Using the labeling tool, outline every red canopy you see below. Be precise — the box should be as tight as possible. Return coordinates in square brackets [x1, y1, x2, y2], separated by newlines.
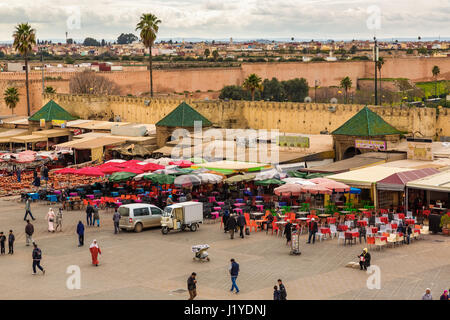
[75, 167, 105, 176]
[169, 160, 193, 168]
[121, 167, 145, 174]
[54, 168, 77, 175]
[99, 166, 124, 174]
[141, 163, 165, 172]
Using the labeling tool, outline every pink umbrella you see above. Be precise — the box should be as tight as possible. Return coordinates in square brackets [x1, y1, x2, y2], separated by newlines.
[274, 184, 304, 196]
[300, 184, 333, 195]
[75, 167, 105, 177]
[141, 163, 165, 172]
[99, 166, 124, 174]
[309, 178, 350, 193]
[169, 160, 193, 168]
[54, 168, 77, 175]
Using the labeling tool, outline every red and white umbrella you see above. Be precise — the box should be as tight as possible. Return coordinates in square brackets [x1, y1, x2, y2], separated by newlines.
[309, 178, 350, 193]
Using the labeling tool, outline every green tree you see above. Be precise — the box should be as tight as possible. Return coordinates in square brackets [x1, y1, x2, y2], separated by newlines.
[117, 33, 138, 45]
[340, 76, 352, 104]
[243, 74, 263, 101]
[65, 56, 75, 64]
[83, 37, 101, 46]
[204, 48, 210, 59]
[212, 50, 219, 61]
[12, 23, 36, 116]
[136, 13, 161, 97]
[44, 86, 56, 94]
[282, 78, 309, 102]
[3, 87, 20, 115]
[432, 65, 440, 97]
[376, 57, 385, 104]
[349, 45, 357, 54]
[262, 78, 285, 101]
[219, 85, 247, 100]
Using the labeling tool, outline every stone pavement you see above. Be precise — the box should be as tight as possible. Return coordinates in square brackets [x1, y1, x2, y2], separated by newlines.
[0, 197, 449, 300]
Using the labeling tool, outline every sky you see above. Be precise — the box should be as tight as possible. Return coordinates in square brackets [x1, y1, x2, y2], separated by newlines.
[0, 0, 449, 42]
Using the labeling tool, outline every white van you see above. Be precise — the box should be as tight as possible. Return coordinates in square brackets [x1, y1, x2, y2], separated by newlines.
[118, 203, 163, 232]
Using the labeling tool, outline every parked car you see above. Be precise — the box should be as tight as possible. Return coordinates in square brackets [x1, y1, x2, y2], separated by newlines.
[119, 203, 163, 232]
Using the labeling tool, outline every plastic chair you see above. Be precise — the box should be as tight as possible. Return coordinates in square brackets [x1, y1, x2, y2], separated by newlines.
[366, 236, 375, 249]
[272, 222, 280, 236]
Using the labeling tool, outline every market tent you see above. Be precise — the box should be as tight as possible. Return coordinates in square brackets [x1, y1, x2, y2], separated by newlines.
[406, 169, 450, 193]
[140, 163, 165, 172]
[109, 171, 136, 182]
[255, 169, 287, 181]
[282, 178, 316, 185]
[28, 100, 77, 122]
[192, 160, 270, 172]
[144, 173, 176, 185]
[377, 168, 440, 191]
[54, 168, 77, 175]
[254, 179, 286, 186]
[327, 166, 413, 188]
[274, 183, 303, 196]
[33, 128, 71, 139]
[196, 173, 223, 184]
[169, 160, 194, 168]
[224, 173, 256, 184]
[121, 167, 145, 174]
[309, 178, 351, 193]
[10, 135, 48, 144]
[99, 166, 124, 174]
[75, 167, 105, 176]
[300, 184, 333, 195]
[287, 171, 308, 178]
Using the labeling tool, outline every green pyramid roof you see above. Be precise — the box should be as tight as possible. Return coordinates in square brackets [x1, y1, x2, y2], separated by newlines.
[156, 102, 212, 127]
[29, 100, 78, 122]
[331, 106, 402, 136]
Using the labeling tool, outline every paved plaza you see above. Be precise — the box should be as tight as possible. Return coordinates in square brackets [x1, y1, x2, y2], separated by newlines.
[0, 197, 449, 300]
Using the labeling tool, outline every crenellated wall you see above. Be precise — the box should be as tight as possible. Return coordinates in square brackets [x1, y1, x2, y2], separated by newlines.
[42, 93, 448, 138]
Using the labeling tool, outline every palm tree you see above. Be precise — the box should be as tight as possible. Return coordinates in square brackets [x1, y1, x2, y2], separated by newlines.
[243, 74, 262, 101]
[340, 76, 352, 104]
[376, 57, 385, 105]
[3, 87, 20, 115]
[13, 23, 36, 116]
[136, 13, 161, 97]
[432, 65, 440, 97]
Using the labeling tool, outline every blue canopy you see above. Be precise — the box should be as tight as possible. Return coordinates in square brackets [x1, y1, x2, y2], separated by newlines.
[350, 187, 361, 194]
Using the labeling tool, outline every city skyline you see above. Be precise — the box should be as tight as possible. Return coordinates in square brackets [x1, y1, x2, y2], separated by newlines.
[0, 0, 448, 42]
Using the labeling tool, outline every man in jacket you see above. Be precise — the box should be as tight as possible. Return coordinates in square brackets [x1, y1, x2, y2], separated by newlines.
[25, 220, 34, 246]
[237, 213, 247, 239]
[32, 243, 45, 275]
[86, 204, 94, 226]
[93, 205, 100, 227]
[405, 224, 412, 244]
[24, 198, 35, 221]
[307, 218, 318, 244]
[278, 279, 287, 300]
[226, 214, 237, 239]
[113, 210, 121, 234]
[77, 221, 85, 247]
[8, 230, 15, 254]
[223, 209, 230, 233]
[0, 232, 5, 255]
[187, 272, 197, 300]
[229, 258, 240, 294]
[358, 248, 371, 270]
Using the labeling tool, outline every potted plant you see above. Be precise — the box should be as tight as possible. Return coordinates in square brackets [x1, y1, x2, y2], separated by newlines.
[440, 215, 450, 236]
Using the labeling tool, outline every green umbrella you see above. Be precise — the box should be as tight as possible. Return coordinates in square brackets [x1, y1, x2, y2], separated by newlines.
[189, 157, 207, 164]
[109, 171, 137, 182]
[287, 171, 308, 178]
[175, 168, 195, 174]
[224, 173, 256, 184]
[144, 174, 176, 185]
[254, 179, 286, 186]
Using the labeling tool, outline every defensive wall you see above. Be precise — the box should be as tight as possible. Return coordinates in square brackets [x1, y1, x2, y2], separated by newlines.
[40, 93, 450, 139]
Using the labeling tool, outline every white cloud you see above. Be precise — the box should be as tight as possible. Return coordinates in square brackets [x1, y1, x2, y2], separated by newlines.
[0, 0, 448, 41]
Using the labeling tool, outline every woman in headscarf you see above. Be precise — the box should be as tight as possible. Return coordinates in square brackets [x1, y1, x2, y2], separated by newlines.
[358, 248, 371, 270]
[46, 208, 55, 232]
[89, 239, 102, 266]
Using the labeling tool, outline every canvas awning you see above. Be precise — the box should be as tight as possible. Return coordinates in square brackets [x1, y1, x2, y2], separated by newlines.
[54, 137, 125, 150]
[193, 160, 270, 172]
[377, 168, 440, 191]
[406, 169, 450, 193]
[32, 128, 71, 138]
[10, 135, 48, 143]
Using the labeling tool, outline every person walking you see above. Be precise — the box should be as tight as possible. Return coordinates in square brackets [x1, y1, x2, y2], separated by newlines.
[8, 230, 15, 254]
[25, 220, 34, 246]
[32, 243, 45, 275]
[46, 208, 55, 232]
[223, 209, 230, 233]
[358, 248, 371, 271]
[16, 168, 21, 183]
[307, 218, 318, 244]
[187, 272, 197, 300]
[237, 213, 246, 239]
[113, 209, 121, 234]
[405, 224, 412, 245]
[226, 214, 237, 239]
[273, 286, 281, 300]
[0, 232, 6, 255]
[89, 239, 101, 266]
[422, 288, 432, 300]
[24, 198, 35, 221]
[278, 279, 287, 300]
[229, 258, 240, 294]
[93, 205, 100, 227]
[284, 221, 292, 246]
[55, 208, 63, 232]
[77, 221, 85, 247]
[86, 203, 94, 226]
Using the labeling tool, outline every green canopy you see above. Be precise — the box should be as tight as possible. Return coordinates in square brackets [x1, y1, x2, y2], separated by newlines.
[28, 100, 78, 122]
[224, 173, 256, 184]
[109, 171, 137, 182]
[189, 157, 207, 164]
[156, 102, 212, 127]
[305, 173, 334, 179]
[175, 168, 195, 174]
[287, 171, 308, 178]
[254, 179, 286, 186]
[144, 174, 175, 185]
[206, 168, 235, 175]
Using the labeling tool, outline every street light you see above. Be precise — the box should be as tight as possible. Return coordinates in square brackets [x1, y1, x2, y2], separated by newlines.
[373, 36, 378, 105]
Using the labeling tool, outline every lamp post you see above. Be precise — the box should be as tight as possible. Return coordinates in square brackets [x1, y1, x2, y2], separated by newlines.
[40, 46, 45, 93]
[314, 80, 320, 103]
[373, 37, 378, 105]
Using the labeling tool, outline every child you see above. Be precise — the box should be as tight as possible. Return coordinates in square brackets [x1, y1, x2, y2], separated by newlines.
[0, 232, 6, 255]
[8, 230, 15, 254]
[273, 286, 281, 300]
